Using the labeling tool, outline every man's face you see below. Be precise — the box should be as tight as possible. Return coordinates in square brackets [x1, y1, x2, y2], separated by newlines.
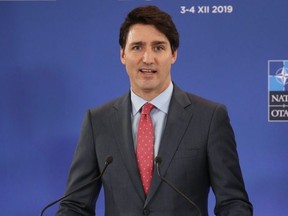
[120, 24, 177, 100]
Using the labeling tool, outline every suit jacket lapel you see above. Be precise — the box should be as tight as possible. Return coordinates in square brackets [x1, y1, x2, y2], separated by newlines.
[145, 85, 194, 206]
[110, 93, 146, 201]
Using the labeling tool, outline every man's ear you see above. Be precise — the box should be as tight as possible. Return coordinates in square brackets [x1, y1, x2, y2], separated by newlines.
[120, 48, 125, 64]
[171, 49, 178, 64]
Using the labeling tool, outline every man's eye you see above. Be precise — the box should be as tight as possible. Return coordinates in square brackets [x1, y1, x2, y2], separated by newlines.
[132, 46, 141, 51]
[154, 46, 164, 51]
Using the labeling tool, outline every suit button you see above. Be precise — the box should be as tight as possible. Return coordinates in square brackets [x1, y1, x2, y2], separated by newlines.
[143, 209, 150, 215]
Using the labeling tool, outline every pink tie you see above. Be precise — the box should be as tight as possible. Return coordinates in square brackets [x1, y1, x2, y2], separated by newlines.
[136, 103, 154, 195]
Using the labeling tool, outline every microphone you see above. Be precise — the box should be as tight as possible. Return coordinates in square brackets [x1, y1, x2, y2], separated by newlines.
[40, 156, 113, 216]
[155, 156, 202, 216]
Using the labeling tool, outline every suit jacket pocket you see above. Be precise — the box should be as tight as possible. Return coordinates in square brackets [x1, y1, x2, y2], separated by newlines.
[173, 148, 199, 159]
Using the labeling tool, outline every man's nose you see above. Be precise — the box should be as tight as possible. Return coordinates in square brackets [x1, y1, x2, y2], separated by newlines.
[142, 50, 154, 64]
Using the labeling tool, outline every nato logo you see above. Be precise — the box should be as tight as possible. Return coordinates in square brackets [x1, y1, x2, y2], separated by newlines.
[268, 60, 288, 121]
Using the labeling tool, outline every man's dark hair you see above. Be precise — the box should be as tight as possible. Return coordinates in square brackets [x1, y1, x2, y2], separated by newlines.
[119, 5, 179, 53]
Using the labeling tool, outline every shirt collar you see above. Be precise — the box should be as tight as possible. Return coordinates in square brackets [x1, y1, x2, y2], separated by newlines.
[131, 82, 173, 116]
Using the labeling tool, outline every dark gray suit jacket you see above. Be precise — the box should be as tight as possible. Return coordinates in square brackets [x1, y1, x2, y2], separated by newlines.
[56, 85, 253, 216]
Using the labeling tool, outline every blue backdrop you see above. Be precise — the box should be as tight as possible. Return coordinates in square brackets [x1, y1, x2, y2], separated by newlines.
[1, 0, 287, 215]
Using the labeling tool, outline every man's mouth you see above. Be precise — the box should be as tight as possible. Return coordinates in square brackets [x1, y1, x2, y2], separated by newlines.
[139, 69, 157, 74]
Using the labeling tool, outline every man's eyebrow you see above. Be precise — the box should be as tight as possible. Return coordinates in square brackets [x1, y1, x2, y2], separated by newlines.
[151, 41, 168, 46]
[128, 41, 145, 47]
[128, 41, 168, 46]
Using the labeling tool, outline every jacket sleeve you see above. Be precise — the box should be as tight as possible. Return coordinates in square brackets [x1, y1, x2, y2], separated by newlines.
[56, 110, 101, 216]
[207, 104, 253, 216]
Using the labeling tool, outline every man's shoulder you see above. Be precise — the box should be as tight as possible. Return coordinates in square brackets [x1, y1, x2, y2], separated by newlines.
[89, 92, 130, 116]
[173, 86, 230, 124]
[173, 85, 223, 110]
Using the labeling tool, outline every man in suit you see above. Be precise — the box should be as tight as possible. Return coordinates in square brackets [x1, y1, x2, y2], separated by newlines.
[56, 5, 253, 216]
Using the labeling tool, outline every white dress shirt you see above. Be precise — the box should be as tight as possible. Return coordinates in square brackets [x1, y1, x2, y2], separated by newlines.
[130, 82, 173, 156]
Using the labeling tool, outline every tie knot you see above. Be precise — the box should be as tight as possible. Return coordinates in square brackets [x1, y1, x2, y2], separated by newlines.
[141, 103, 154, 115]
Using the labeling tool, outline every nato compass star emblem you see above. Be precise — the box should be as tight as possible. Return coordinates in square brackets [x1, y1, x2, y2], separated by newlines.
[274, 65, 288, 89]
[268, 60, 288, 122]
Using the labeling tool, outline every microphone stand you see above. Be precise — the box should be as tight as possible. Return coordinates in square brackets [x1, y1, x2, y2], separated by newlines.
[40, 156, 113, 216]
[155, 156, 202, 216]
